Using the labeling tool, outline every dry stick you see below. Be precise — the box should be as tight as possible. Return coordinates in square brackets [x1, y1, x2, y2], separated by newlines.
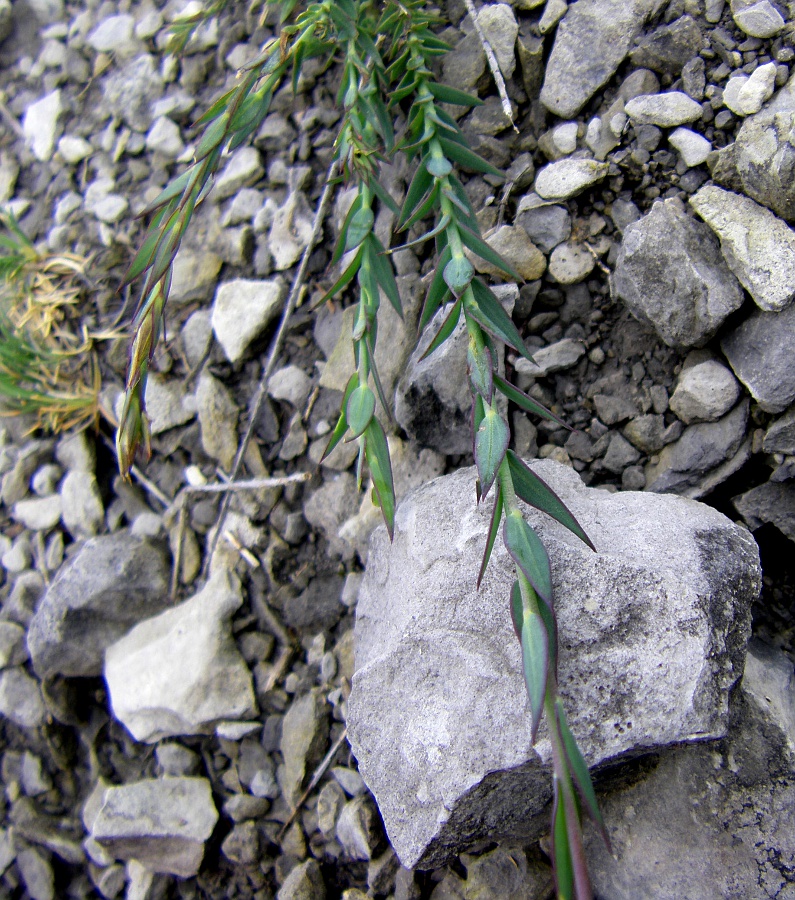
[185, 472, 310, 494]
[462, 0, 518, 132]
[278, 726, 349, 840]
[202, 158, 340, 579]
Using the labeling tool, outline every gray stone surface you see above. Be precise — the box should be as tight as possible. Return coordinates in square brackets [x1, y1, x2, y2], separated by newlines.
[585, 641, 795, 899]
[279, 689, 329, 809]
[89, 777, 218, 877]
[27, 533, 170, 679]
[0, 668, 46, 729]
[514, 337, 585, 378]
[669, 127, 711, 167]
[22, 90, 62, 162]
[276, 859, 326, 900]
[105, 568, 257, 742]
[722, 301, 795, 413]
[348, 460, 760, 868]
[196, 370, 239, 471]
[515, 197, 572, 252]
[60, 470, 104, 539]
[734, 481, 795, 542]
[669, 358, 742, 424]
[477, 4, 518, 79]
[763, 405, 795, 454]
[691, 186, 795, 313]
[625, 91, 703, 127]
[731, 0, 785, 37]
[628, 15, 703, 75]
[614, 199, 744, 348]
[534, 159, 609, 201]
[211, 278, 286, 364]
[722, 63, 777, 117]
[540, 0, 666, 118]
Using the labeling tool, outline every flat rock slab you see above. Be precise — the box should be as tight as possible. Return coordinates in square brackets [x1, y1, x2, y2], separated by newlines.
[348, 460, 760, 869]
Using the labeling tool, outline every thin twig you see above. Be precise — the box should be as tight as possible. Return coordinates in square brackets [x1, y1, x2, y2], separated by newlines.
[102, 436, 173, 507]
[463, 0, 517, 132]
[185, 472, 310, 494]
[278, 726, 349, 840]
[202, 158, 340, 579]
[169, 500, 186, 600]
[0, 95, 25, 140]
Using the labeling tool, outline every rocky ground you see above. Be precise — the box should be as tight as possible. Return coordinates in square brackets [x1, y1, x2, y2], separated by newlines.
[0, 0, 794, 898]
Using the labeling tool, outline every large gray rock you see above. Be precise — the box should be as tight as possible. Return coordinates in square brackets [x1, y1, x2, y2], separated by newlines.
[104, 568, 257, 742]
[733, 481, 795, 542]
[27, 533, 171, 679]
[763, 405, 795, 454]
[628, 15, 704, 75]
[721, 301, 795, 413]
[348, 460, 760, 868]
[89, 777, 218, 877]
[540, 0, 666, 118]
[710, 112, 795, 224]
[613, 199, 745, 348]
[585, 641, 795, 899]
[690, 186, 795, 313]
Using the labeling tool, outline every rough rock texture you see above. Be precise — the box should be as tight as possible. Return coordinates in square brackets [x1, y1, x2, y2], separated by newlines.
[88, 778, 218, 877]
[690, 186, 795, 313]
[733, 481, 795, 542]
[211, 278, 286, 364]
[104, 568, 257, 742]
[585, 641, 795, 899]
[613, 199, 745, 348]
[348, 461, 760, 869]
[27, 533, 170, 679]
[540, 0, 666, 118]
[721, 301, 795, 413]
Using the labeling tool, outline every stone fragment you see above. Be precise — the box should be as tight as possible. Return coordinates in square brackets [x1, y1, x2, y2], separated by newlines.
[212, 278, 286, 364]
[669, 359, 741, 424]
[763, 406, 795, 454]
[731, 0, 785, 37]
[143, 374, 196, 433]
[690, 186, 795, 313]
[722, 302, 795, 413]
[279, 689, 329, 808]
[336, 796, 382, 861]
[276, 859, 326, 900]
[303, 472, 360, 560]
[268, 365, 312, 408]
[514, 338, 585, 378]
[628, 16, 703, 75]
[602, 433, 641, 473]
[622, 414, 666, 453]
[645, 400, 750, 496]
[104, 568, 257, 742]
[89, 778, 218, 877]
[12, 496, 62, 531]
[472, 226, 545, 281]
[548, 242, 595, 284]
[269, 191, 315, 271]
[101, 55, 163, 133]
[145, 117, 183, 158]
[196, 371, 238, 471]
[213, 147, 264, 201]
[442, 31, 485, 94]
[625, 91, 703, 127]
[27, 533, 170, 679]
[477, 4, 518, 79]
[0, 622, 28, 668]
[668, 127, 711, 167]
[348, 460, 759, 868]
[87, 14, 135, 52]
[17, 847, 54, 900]
[60, 471, 104, 538]
[515, 197, 572, 252]
[170, 249, 222, 306]
[723, 62, 777, 116]
[0, 668, 46, 729]
[221, 822, 259, 866]
[22, 90, 62, 162]
[540, 0, 665, 118]
[734, 482, 795, 541]
[534, 159, 609, 201]
[55, 431, 95, 473]
[613, 198, 744, 348]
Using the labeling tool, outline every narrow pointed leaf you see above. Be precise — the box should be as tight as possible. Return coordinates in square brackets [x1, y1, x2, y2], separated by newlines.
[420, 296, 461, 361]
[458, 223, 522, 281]
[321, 374, 357, 461]
[138, 169, 193, 218]
[370, 235, 402, 317]
[506, 451, 596, 551]
[319, 245, 363, 304]
[399, 160, 433, 228]
[427, 81, 483, 107]
[510, 580, 523, 640]
[364, 418, 395, 539]
[472, 393, 486, 435]
[474, 405, 508, 500]
[389, 214, 450, 254]
[537, 593, 559, 674]
[369, 178, 399, 214]
[551, 783, 575, 900]
[437, 135, 503, 178]
[444, 255, 474, 294]
[468, 280, 533, 360]
[557, 700, 610, 849]
[477, 485, 503, 588]
[365, 336, 392, 422]
[562, 781, 593, 900]
[503, 513, 552, 603]
[419, 244, 452, 333]
[347, 384, 375, 438]
[493, 374, 579, 431]
[332, 194, 362, 266]
[467, 340, 493, 403]
[401, 183, 439, 232]
[346, 206, 375, 252]
[522, 612, 549, 743]
[194, 87, 237, 127]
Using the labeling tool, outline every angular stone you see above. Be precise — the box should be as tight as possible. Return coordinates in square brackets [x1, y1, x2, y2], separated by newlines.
[723, 62, 777, 117]
[514, 338, 585, 378]
[268, 191, 315, 271]
[516, 197, 572, 252]
[540, 0, 666, 118]
[0, 668, 46, 729]
[276, 859, 326, 900]
[628, 16, 704, 75]
[89, 777, 218, 877]
[143, 374, 196, 434]
[472, 226, 546, 281]
[614, 199, 744, 348]
[348, 460, 760, 868]
[213, 147, 264, 201]
[477, 4, 518, 79]
[12, 495, 62, 531]
[722, 302, 795, 413]
[690, 186, 795, 313]
[734, 481, 795, 541]
[279, 689, 329, 808]
[731, 0, 785, 37]
[625, 91, 703, 127]
[60, 470, 104, 539]
[534, 159, 609, 201]
[145, 116, 184, 158]
[669, 359, 741, 424]
[668, 127, 711, 167]
[104, 568, 257, 742]
[27, 533, 170, 679]
[170, 249, 222, 306]
[101, 55, 163, 133]
[212, 278, 286, 364]
[22, 90, 62, 162]
[763, 406, 795, 454]
[87, 14, 135, 52]
[196, 371, 238, 471]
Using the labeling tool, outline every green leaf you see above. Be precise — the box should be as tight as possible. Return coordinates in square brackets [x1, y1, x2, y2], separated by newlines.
[194, 113, 229, 161]
[319, 244, 364, 304]
[467, 339, 493, 403]
[399, 160, 434, 229]
[477, 485, 503, 588]
[474, 405, 508, 500]
[420, 296, 461, 361]
[389, 214, 450, 254]
[503, 513, 552, 603]
[347, 384, 375, 438]
[444, 255, 474, 294]
[510, 580, 523, 640]
[458, 224, 522, 282]
[369, 178, 399, 214]
[427, 81, 483, 107]
[522, 612, 549, 743]
[365, 418, 395, 539]
[426, 155, 452, 178]
[321, 374, 357, 461]
[401, 183, 439, 232]
[493, 374, 579, 432]
[437, 135, 504, 178]
[552, 783, 575, 900]
[369, 235, 402, 317]
[467, 280, 533, 360]
[506, 451, 595, 551]
[332, 194, 362, 266]
[556, 700, 610, 849]
[346, 206, 375, 252]
[419, 244, 452, 333]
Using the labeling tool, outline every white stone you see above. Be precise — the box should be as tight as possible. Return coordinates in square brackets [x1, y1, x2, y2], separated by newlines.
[145, 117, 183, 158]
[732, 0, 784, 37]
[143, 374, 196, 433]
[87, 14, 136, 53]
[213, 147, 264, 201]
[104, 568, 258, 742]
[22, 90, 62, 162]
[534, 158, 609, 201]
[91, 194, 128, 224]
[57, 135, 92, 164]
[12, 495, 62, 531]
[476, 4, 519, 79]
[268, 190, 315, 271]
[625, 91, 703, 127]
[670, 359, 741, 424]
[723, 63, 777, 116]
[268, 364, 313, 407]
[60, 471, 104, 538]
[668, 127, 712, 167]
[211, 278, 286, 363]
[551, 121, 578, 155]
[514, 338, 586, 376]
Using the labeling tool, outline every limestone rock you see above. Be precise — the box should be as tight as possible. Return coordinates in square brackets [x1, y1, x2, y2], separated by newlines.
[731, 0, 785, 37]
[27, 533, 170, 679]
[196, 370, 239, 471]
[669, 358, 741, 424]
[211, 278, 286, 364]
[22, 90, 62, 162]
[624, 91, 703, 127]
[733, 481, 795, 542]
[104, 568, 257, 742]
[476, 4, 518, 79]
[348, 460, 760, 868]
[534, 159, 609, 201]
